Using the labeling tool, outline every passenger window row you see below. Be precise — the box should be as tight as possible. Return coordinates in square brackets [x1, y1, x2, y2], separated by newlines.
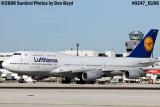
[10, 63, 29, 65]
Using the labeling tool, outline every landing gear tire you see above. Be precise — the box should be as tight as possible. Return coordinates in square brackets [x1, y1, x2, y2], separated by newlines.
[18, 79, 27, 83]
[18, 75, 27, 83]
[87, 81, 96, 84]
[76, 80, 95, 84]
[76, 78, 86, 84]
[61, 77, 71, 84]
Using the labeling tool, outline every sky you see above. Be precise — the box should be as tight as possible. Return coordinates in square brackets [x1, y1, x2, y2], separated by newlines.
[0, 0, 160, 56]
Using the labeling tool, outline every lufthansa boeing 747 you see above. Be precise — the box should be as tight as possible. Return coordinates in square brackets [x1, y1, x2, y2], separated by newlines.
[2, 29, 158, 83]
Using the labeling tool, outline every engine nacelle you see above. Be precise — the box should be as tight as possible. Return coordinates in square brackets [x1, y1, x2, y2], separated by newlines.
[124, 69, 143, 79]
[82, 70, 103, 81]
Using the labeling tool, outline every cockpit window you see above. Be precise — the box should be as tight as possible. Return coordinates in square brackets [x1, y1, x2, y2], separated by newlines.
[13, 53, 21, 55]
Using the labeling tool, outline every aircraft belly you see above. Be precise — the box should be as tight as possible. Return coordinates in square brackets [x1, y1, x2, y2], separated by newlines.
[49, 71, 82, 78]
[11, 70, 50, 76]
[103, 70, 123, 77]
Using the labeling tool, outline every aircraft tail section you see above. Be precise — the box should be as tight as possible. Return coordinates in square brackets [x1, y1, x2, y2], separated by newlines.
[128, 29, 158, 58]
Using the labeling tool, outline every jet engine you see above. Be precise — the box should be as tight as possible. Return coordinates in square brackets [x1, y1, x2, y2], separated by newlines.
[124, 69, 143, 79]
[82, 70, 103, 81]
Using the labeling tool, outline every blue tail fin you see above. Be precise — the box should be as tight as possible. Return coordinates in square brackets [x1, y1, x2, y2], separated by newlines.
[128, 29, 158, 58]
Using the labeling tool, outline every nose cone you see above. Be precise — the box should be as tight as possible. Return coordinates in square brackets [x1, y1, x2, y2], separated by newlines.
[2, 60, 9, 69]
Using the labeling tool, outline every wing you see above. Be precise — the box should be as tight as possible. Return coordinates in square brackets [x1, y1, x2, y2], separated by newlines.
[50, 66, 99, 77]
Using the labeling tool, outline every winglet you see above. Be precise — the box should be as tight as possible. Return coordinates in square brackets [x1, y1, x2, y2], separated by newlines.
[128, 29, 158, 58]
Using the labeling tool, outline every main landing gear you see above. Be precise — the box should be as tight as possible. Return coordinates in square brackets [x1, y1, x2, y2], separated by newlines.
[61, 77, 96, 84]
[76, 77, 86, 84]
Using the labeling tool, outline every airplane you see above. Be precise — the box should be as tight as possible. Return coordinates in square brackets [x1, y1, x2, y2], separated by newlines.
[2, 29, 158, 83]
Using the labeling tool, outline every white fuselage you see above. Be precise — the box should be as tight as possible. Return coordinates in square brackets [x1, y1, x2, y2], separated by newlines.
[2, 51, 154, 77]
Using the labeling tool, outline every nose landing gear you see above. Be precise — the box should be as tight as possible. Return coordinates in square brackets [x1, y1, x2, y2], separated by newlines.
[18, 75, 27, 83]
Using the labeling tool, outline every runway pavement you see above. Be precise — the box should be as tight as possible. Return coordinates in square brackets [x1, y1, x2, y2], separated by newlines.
[0, 88, 160, 107]
[1, 82, 160, 89]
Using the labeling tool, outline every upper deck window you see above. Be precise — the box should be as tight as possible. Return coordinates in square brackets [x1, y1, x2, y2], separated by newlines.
[13, 53, 21, 55]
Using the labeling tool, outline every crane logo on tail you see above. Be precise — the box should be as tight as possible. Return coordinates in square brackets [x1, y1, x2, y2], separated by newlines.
[144, 36, 153, 52]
